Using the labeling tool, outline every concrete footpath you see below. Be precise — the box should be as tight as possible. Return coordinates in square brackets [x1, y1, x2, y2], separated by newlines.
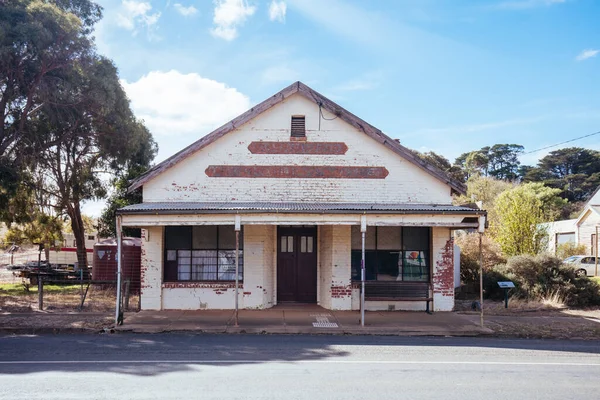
[117, 306, 493, 336]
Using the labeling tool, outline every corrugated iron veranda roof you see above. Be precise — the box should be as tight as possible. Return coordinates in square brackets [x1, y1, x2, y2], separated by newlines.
[118, 202, 484, 215]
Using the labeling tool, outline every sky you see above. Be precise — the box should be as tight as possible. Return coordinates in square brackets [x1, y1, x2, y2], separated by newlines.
[83, 0, 600, 216]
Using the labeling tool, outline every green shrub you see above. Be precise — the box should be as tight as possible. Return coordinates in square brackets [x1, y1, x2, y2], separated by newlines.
[485, 254, 600, 307]
[455, 232, 505, 285]
[556, 242, 588, 260]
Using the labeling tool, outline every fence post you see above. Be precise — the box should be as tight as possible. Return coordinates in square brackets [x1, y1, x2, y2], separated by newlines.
[38, 276, 43, 311]
[124, 279, 131, 311]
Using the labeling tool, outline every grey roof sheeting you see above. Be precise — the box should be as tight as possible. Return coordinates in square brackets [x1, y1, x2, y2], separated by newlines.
[118, 202, 484, 215]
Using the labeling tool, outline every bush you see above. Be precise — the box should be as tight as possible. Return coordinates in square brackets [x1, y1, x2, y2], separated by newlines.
[485, 254, 600, 307]
[455, 232, 505, 285]
[556, 242, 588, 260]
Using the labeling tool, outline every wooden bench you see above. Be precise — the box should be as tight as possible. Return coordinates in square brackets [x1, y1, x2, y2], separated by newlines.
[364, 281, 432, 313]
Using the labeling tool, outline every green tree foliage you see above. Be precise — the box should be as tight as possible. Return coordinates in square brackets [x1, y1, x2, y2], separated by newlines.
[1, 0, 157, 269]
[32, 55, 156, 269]
[522, 147, 600, 202]
[487, 144, 524, 181]
[453, 175, 514, 231]
[492, 183, 565, 256]
[556, 242, 588, 260]
[414, 151, 467, 183]
[63, 214, 96, 234]
[454, 144, 523, 181]
[0, 0, 101, 220]
[98, 168, 147, 238]
[4, 213, 64, 260]
[455, 232, 506, 285]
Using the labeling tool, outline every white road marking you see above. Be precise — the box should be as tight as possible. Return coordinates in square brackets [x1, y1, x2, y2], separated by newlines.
[0, 360, 599, 366]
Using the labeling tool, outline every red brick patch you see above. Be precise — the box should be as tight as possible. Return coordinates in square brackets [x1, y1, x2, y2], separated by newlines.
[162, 282, 243, 289]
[433, 239, 454, 297]
[248, 141, 348, 155]
[205, 165, 389, 179]
[331, 285, 353, 298]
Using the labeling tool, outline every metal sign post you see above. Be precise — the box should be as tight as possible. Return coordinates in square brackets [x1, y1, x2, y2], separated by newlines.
[478, 215, 486, 328]
[595, 226, 599, 277]
[497, 281, 515, 308]
[115, 215, 123, 326]
[234, 215, 241, 327]
[360, 215, 366, 327]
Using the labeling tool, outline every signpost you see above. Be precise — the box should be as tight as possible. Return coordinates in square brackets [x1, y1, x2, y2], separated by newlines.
[497, 281, 515, 308]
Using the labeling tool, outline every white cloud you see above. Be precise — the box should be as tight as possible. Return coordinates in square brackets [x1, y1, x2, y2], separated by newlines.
[116, 0, 161, 36]
[269, 1, 287, 22]
[211, 0, 256, 41]
[121, 71, 251, 160]
[576, 49, 599, 62]
[174, 3, 198, 16]
[493, 0, 566, 10]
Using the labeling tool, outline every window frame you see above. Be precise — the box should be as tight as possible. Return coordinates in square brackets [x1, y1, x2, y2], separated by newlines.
[350, 226, 431, 283]
[163, 225, 244, 283]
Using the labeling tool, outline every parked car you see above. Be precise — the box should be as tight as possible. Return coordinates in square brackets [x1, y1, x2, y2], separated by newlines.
[563, 256, 599, 277]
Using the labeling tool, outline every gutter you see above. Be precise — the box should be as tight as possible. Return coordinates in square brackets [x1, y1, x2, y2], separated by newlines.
[116, 208, 487, 216]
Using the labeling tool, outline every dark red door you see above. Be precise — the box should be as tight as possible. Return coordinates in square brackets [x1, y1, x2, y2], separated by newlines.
[277, 226, 317, 303]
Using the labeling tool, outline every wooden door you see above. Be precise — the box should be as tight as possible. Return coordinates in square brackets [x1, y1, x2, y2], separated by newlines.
[277, 227, 317, 302]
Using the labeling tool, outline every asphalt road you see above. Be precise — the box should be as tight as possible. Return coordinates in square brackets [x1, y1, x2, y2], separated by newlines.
[1, 334, 599, 400]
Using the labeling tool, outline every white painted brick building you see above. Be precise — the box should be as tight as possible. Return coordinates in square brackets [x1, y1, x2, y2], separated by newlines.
[119, 82, 485, 312]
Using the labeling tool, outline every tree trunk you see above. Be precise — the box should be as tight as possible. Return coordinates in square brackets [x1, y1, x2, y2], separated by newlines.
[67, 202, 89, 272]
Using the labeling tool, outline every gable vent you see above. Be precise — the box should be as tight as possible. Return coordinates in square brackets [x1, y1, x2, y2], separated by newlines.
[291, 115, 306, 137]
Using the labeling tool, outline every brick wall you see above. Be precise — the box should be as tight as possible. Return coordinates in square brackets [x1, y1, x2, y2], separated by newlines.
[319, 225, 352, 310]
[142, 94, 452, 205]
[140, 227, 163, 310]
[432, 227, 454, 311]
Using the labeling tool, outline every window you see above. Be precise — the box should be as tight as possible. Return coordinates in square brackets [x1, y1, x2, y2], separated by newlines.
[291, 115, 306, 138]
[164, 226, 243, 282]
[350, 226, 430, 282]
[87, 235, 95, 240]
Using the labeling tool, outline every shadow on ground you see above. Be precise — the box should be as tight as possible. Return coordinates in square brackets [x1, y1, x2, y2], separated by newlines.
[1, 333, 600, 376]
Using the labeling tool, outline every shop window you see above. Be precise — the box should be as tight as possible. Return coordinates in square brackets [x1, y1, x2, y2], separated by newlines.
[164, 226, 243, 282]
[350, 226, 430, 282]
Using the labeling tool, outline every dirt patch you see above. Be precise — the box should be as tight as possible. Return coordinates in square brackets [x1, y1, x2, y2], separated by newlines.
[0, 280, 138, 332]
[458, 300, 600, 339]
[0, 284, 139, 313]
[0, 312, 114, 332]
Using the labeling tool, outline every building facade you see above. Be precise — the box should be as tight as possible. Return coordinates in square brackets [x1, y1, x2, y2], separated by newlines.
[118, 82, 485, 312]
[544, 187, 600, 256]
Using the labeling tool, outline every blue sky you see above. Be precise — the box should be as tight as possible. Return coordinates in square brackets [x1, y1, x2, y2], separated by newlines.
[83, 0, 600, 215]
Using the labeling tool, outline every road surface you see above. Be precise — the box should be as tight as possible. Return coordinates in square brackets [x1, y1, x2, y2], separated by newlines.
[1, 334, 599, 399]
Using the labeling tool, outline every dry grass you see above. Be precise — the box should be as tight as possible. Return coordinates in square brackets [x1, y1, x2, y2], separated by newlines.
[0, 283, 139, 312]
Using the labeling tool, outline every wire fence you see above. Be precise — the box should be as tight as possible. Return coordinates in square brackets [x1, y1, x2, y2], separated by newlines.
[0, 241, 141, 314]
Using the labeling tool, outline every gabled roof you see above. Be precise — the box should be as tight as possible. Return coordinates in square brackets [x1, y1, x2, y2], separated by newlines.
[585, 186, 600, 207]
[573, 185, 600, 226]
[128, 81, 467, 194]
[575, 205, 600, 226]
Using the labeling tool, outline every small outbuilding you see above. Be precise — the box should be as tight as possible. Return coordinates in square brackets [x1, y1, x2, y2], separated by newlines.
[93, 237, 142, 293]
